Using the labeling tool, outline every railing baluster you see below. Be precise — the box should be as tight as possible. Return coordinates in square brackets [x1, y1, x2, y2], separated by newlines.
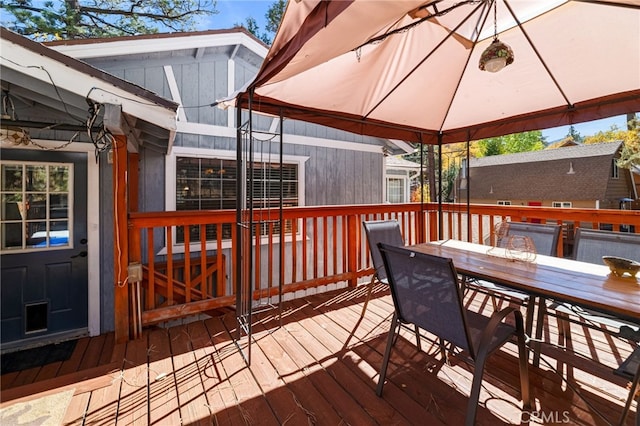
[291, 217, 298, 283]
[302, 217, 308, 280]
[200, 224, 207, 298]
[147, 229, 155, 310]
[184, 225, 191, 303]
[167, 226, 173, 304]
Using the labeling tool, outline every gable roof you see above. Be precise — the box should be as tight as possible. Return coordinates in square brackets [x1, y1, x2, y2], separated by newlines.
[45, 28, 269, 60]
[46, 28, 413, 155]
[471, 142, 622, 168]
[464, 142, 624, 201]
[386, 155, 421, 170]
[1, 28, 179, 152]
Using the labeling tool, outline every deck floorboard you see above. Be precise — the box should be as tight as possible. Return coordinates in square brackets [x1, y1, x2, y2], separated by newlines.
[1, 285, 637, 425]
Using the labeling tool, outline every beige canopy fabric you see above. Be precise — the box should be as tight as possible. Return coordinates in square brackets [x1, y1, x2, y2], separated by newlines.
[239, 0, 640, 144]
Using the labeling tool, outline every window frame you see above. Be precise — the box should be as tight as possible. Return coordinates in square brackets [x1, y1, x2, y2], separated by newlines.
[0, 160, 74, 254]
[611, 159, 620, 179]
[164, 146, 308, 254]
[385, 176, 407, 203]
[552, 201, 572, 208]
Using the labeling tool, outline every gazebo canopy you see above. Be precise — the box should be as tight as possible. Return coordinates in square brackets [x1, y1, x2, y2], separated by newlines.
[239, 0, 640, 144]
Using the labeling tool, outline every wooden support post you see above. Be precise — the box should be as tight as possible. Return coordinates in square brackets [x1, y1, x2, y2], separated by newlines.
[113, 135, 130, 343]
[347, 215, 358, 287]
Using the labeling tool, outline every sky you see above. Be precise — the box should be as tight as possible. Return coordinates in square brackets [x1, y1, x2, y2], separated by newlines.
[207, 2, 631, 143]
[540, 115, 629, 143]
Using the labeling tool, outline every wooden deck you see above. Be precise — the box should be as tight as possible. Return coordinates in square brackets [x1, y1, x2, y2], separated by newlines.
[1, 284, 637, 425]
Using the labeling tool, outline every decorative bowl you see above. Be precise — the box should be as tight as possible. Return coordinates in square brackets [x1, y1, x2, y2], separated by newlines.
[602, 256, 640, 277]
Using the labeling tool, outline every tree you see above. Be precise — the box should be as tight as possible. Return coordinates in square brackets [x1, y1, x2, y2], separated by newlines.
[566, 125, 584, 143]
[240, 0, 285, 45]
[583, 115, 640, 169]
[475, 131, 545, 157]
[241, 16, 270, 44]
[1, 0, 216, 40]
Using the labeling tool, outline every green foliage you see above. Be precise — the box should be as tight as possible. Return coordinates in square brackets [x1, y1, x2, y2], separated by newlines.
[476, 131, 545, 157]
[240, 0, 284, 45]
[264, 0, 285, 35]
[584, 115, 640, 169]
[566, 125, 584, 143]
[1, 0, 216, 40]
[240, 16, 271, 44]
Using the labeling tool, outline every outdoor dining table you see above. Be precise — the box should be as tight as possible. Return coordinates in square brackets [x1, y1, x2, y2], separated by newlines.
[409, 239, 640, 425]
[410, 239, 640, 331]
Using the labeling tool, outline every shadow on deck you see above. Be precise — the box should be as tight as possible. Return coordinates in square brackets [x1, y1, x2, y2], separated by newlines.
[1, 284, 637, 425]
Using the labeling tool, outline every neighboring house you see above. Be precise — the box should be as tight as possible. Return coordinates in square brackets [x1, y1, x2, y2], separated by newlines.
[384, 155, 420, 203]
[1, 29, 411, 350]
[457, 142, 637, 209]
[0, 28, 178, 351]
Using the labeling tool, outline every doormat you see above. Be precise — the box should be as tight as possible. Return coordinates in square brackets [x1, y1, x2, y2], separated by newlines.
[1, 340, 77, 374]
[0, 388, 74, 425]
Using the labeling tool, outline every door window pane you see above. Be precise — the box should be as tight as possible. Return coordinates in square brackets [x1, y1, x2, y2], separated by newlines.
[0, 161, 72, 252]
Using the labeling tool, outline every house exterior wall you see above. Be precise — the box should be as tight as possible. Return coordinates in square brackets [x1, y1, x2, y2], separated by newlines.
[467, 199, 598, 209]
[82, 40, 387, 211]
[70, 32, 389, 331]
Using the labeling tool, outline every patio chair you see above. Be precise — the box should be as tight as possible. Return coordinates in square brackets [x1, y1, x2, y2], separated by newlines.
[466, 221, 562, 311]
[550, 228, 640, 340]
[615, 345, 640, 425]
[353, 220, 421, 348]
[376, 243, 530, 426]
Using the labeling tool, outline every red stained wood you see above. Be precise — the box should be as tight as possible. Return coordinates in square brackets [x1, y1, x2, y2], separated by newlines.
[1, 286, 636, 425]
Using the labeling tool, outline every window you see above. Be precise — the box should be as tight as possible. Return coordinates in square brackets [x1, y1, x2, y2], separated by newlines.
[386, 177, 405, 203]
[497, 200, 511, 205]
[552, 201, 572, 208]
[1, 161, 72, 252]
[170, 149, 306, 245]
[611, 159, 619, 179]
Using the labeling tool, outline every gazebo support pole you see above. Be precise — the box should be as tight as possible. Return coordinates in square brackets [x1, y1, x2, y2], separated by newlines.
[438, 133, 443, 240]
[466, 131, 471, 242]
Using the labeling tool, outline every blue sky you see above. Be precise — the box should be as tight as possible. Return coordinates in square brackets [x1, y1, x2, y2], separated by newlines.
[207, 2, 631, 143]
[541, 115, 628, 142]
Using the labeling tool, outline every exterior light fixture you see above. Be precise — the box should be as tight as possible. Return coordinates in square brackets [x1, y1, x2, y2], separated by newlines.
[479, 2, 514, 73]
[479, 38, 514, 72]
[0, 125, 31, 146]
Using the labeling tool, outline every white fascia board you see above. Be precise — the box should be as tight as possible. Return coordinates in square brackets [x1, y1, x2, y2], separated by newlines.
[2, 38, 177, 132]
[177, 121, 386, 154]
[388, 139, 415, 154]
[50, 32, 269, 60]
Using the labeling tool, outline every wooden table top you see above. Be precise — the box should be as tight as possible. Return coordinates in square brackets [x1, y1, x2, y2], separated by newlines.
[410, 240, 640, 325]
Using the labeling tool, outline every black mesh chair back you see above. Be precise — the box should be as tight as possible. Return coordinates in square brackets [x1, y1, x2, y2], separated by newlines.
[352, 220, 422, 349]
[573, 228, 640, 263]
[549, 227, 640, 419]
[376, 243, 530, 425]
[497, 222, 562, 257]
[378, 242, 472, 353]
[363, 220, 404, 284]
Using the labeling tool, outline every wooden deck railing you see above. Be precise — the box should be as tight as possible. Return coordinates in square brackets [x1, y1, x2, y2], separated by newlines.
[124, 203, 640, 339]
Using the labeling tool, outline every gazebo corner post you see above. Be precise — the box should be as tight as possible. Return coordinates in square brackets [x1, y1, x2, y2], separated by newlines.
[235, 97, 244, 344]
[466, 131, 471, 242]
[278, 109, 284, 325]
[112, 134, 130, 343]
[418, 135, 426, 244]
[437, 133, 443, 240]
